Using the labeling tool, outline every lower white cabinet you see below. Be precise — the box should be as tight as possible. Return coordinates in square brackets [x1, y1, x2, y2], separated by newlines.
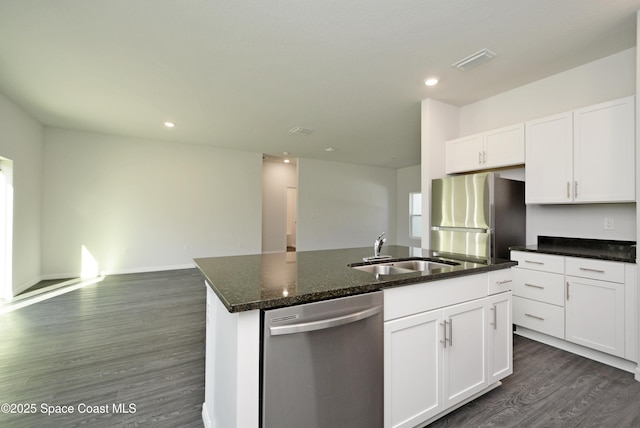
[384, 310, 443, 428]
[565, 275, 625, 358]
[511, 250, 637, 363]
[442, 299, 488, 408]
[488, 293, 513, 384]
[383, 273, 512, 428]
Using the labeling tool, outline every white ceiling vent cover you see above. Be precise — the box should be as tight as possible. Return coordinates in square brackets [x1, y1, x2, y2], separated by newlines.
[288, 127, 314, 135]
[452, 49, 496, 71]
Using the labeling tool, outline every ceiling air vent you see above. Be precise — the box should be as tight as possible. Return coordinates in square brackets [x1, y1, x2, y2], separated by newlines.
[451, 48, 496, 71]
[288, 127, 314, 135]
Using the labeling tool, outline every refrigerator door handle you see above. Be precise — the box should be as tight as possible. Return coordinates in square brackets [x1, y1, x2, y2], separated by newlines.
[431, 226, 489, 233]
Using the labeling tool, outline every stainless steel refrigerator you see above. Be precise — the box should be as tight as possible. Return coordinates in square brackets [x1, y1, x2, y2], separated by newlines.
[431, 172, 525, 261]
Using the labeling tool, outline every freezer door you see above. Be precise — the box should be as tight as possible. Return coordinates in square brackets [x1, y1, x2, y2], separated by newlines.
[431, 172, 491, 229]
[430, 229, 491, 260]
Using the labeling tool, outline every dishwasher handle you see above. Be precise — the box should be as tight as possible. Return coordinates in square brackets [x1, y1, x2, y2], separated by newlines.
[269, 305, 382, 336]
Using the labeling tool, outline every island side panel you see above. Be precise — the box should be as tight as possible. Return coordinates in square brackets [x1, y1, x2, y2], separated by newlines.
[203, 285, 260, 428]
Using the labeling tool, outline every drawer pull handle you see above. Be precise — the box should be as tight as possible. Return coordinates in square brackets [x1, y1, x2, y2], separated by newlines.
[579, 267, 605, 274]
[525, 283, 544, 290]
[525, 313, 544, 321]
[496, 279, 512, 285]
[524, 260, 544, 265]
[566, 281, 570, 300]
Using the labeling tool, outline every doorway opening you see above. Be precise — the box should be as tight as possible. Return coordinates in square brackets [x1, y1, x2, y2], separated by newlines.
[0, 157, 14, 301]
[286, 187, 297, 251]
[262, 156, 298, 253]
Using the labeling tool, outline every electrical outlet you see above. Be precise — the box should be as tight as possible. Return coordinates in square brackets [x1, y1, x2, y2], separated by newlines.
[604, 217, 615, 230]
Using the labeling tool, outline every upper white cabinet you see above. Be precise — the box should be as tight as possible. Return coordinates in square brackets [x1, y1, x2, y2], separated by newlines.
[525, 96, 635, 204]
[524, 112, 573, 204]
[445, 123, 525, 174]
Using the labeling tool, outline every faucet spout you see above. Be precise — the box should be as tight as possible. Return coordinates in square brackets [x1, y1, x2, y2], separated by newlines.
[362, 232, 392, 262]
[374, 232, 386, 257]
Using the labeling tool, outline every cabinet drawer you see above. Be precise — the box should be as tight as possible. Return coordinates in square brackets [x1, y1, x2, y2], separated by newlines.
[565, 257, 624, 283]
[488, 269, 513, 295]
[383, 274, 487, 321]
[513, 296, 564, 339]
[512, 268, 565, 306]
[511, 251, 564, 274]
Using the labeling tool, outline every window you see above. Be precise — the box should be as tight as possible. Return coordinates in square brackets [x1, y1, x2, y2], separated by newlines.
[409, 192, 422, 239]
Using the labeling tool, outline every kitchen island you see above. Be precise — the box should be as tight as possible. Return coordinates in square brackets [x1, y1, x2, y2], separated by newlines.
[195, 245, 516, 428]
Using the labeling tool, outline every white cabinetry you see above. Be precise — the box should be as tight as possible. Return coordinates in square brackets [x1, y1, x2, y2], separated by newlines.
[525, 96, 635, 204]
[488, 292, 513, 384]
[565, 257, 626, 358]
[384, 310, 442, 428]
[524, 112, 573, 204]
[445, 123, 524, 174]
[511, 251, 637, 365]
[441, 299, 488, 408]
[384, 272, 512, 428]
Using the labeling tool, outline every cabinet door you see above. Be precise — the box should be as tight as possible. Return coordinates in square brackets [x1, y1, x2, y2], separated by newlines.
[487, 293, 513, 384]
[565, 276, 625, 357]
[484, 123, 525, 169]
[384, 310, 443, 428]
[442, 299, 488, 408]
[445, 133, 484, 174]
[525, 112, 573, 203]
[573, 96, 635, 203]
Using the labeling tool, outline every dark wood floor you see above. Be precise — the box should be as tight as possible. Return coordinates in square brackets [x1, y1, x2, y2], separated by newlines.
[17, 278, 77, 296]
[1, 268, 639, 428]
[0, 268, 206, 428]
[429, 335, 640, 428]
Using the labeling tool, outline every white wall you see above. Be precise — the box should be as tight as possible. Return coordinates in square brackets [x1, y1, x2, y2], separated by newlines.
[457, 48, 637, 244]
[0, 93, 43, 296]
[396, 165, 421, 247]
[42, 128, 263, 277]
[459, 48, 637, 135]
[262, 160, 297, 253]
[297, 158, 397, 251]
[420, 98, 460, 248]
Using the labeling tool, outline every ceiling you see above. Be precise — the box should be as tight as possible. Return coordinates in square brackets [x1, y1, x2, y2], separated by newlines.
[0, 1, 639, 168]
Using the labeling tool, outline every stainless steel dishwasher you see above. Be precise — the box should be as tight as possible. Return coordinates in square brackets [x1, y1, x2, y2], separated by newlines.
[262, 291, 383, 428]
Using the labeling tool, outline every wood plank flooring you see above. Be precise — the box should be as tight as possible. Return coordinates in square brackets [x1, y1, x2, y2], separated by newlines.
[429, 334, 640, 428]
[0, 268, 206, 428]
[1, 268, 640, 427]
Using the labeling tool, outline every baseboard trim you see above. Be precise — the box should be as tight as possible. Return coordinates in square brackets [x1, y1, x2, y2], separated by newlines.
[202, 403, 213, 428]
[515, 326, 638, 375]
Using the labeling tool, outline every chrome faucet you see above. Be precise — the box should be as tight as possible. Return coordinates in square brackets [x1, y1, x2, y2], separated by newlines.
[374, 232, 386, 257]
[373, 232, 387, 257]
[363, 232, 392, 262]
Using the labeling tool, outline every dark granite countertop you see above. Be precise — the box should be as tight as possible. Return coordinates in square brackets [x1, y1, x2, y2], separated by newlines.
[510, 236, 636, 263]
[194, 245, 516, 313]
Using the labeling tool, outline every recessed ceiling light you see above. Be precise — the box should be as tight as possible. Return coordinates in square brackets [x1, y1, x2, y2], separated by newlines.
[325, 147, 336, 152]
[164, 121, 175, 128]
[424, 78, 439, 86]
[284, 159, 290, 164]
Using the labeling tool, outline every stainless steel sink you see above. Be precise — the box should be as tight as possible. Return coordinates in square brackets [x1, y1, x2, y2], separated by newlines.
[349, 258, 457, 275]
[351, 264, 416, 275]
[389, 260, 451, 271]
